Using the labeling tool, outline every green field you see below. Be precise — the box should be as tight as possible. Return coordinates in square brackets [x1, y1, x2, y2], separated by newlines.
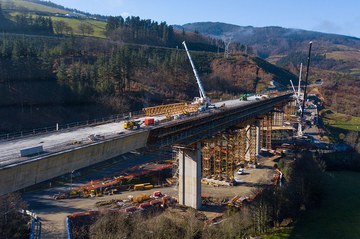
[52, 17, 106, 38]
[2, 0, 107, 38]
[1, 0, 69, 14]
[262, 171, 360, 239]
[289, 171, 360, 239]
[321, 110, 360, 132]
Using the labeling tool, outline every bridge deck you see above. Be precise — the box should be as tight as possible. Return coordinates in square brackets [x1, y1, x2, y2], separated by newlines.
[0, 94, 291, 168]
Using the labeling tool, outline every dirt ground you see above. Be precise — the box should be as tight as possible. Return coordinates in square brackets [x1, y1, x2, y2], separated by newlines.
[23, 155, 278, 238]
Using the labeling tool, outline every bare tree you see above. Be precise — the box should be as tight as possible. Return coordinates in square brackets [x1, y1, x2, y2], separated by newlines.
[78, 23, 94, 36]
[0, 193, 29, 238]
[54, 20, 68, 35]
[64, 25, 73, 35]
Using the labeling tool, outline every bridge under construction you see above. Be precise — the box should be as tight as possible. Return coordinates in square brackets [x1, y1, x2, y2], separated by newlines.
[0, 93, 295, 209]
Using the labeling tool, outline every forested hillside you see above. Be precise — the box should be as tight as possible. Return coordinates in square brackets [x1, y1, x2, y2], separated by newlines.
[180, 22, 360, 117]
[0, 1, 299, 133]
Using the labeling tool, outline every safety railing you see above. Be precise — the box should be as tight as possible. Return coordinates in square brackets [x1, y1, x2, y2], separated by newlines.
[0, 110, 144, 141]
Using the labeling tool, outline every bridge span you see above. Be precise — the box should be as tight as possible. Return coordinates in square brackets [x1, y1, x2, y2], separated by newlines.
[0, 93, 292, 196]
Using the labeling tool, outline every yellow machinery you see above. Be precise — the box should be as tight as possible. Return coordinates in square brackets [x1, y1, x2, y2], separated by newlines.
[124, 120, 141, 130]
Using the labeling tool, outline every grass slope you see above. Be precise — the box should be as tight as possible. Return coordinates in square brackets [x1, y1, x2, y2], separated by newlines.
[322, 110, 360, 131]
[1, 0, 69, 14]
[2, 0, 107, 38]
[290, 171, 360, 239]
[52, 16, 106, 38]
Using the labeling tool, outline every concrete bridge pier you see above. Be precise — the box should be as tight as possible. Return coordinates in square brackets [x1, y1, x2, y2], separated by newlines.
[176, 142, 202, 209]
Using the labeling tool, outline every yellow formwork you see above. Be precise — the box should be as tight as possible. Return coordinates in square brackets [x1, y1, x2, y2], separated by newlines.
[144, 103, 199, 117]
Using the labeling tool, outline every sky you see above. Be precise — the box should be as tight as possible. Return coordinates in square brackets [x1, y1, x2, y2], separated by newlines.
[50, 0, 360, 38]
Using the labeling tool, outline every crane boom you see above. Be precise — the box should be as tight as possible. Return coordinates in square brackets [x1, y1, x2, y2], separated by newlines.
[298, 63, 302, 98]
[301, 41, 312, 120]
[182, 41, 210, 106]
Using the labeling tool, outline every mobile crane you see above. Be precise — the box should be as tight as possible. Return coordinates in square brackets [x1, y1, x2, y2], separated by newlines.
[182, 41, 211, 110]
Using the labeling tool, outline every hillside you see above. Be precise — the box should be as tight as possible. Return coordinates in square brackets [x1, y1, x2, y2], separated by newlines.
[0, 0, 107, 37]
[0, 0, 298, 133]
[178, 22, 360, 116]
[5, 0, 351, 134]
[178, 22, 360, 75]
[179, 22, 360, 57]
[0, 31, 296, 133]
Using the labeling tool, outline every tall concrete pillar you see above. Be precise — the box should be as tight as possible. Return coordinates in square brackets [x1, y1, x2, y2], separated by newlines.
[177, 142, 202, 209]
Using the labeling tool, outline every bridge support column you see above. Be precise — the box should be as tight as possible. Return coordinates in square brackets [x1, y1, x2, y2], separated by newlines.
[177, 142, 202, 209]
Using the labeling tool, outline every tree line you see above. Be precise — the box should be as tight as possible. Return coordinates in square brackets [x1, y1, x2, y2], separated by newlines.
[0, 4, 53, 35]
[106, 16, 175, 46]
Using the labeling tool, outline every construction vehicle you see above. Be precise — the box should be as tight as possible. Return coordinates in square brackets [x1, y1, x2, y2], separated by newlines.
[182, 41, 211, 109]
[239, 94, 248, 101]
[123, 120, 141, 130]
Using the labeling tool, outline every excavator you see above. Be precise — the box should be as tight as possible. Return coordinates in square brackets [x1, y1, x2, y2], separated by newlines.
[182, 41, 211, 110]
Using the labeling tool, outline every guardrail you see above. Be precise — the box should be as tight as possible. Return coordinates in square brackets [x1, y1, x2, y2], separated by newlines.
[0, 110, 144, 141]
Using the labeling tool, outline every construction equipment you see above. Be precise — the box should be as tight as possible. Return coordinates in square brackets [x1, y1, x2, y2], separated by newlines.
[290, 63, 304, 137]
[239, 94, 248, 101]
[124, 120, 141, 130]
[290, 41, 312, 137]
[301, 41, 313, 121]
[182, 41, 211, 108]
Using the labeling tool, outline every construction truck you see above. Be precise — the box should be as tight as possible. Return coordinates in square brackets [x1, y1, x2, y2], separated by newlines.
[124, 120, 141, 130]
[182, 41, 211, 109]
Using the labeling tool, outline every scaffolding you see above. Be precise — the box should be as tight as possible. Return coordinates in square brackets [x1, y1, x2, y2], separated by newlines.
[201, 141, 212, 178]
[266, 113, 273, 149]
[273, 111, 284, 126]
[284, 101, 296, 120]
[238, 128, 247, 165]
[247, 125, 257, 165]
[200, 125, 259, 182]
[214, 138, 223, 180]
[226, 134, 236, 182]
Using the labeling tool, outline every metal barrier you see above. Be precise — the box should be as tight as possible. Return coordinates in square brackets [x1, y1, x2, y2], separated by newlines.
[66, 216, 72, 239]
[30, 217, 42, 239]
[0, 110, 145, 141]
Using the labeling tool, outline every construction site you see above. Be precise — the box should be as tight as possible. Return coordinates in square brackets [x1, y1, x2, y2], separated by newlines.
[18, 41, 318, 238]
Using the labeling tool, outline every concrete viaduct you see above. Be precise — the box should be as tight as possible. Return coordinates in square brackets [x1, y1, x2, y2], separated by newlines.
[0, 93, 293, 208]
